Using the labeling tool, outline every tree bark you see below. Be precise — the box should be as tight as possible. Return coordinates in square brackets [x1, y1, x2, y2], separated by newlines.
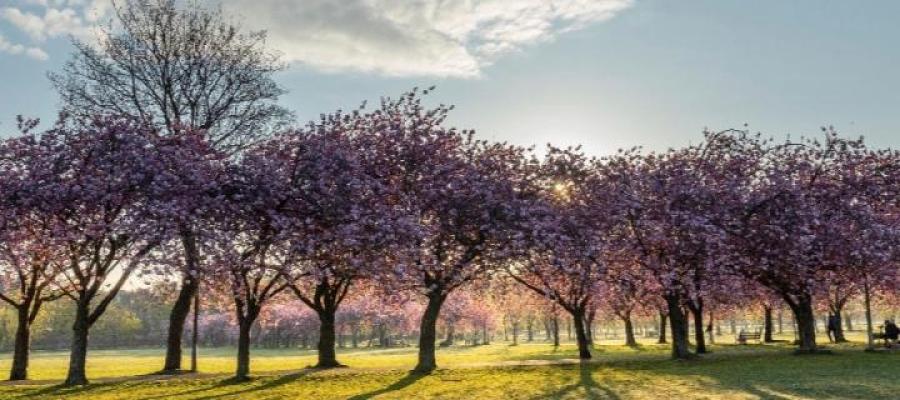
[64, 304, 91, 386]
[9, 307, 31, 381]
[764, 306, 775, 342]
[658, 311, 668, 344]
[163, 230, 201, 372]
[316, 309, 341, 368]
[785, 295, 817, 353]
[552, 316, 560, 347]
[622, 312, 637, 347]
[688, 300, 706, 354]
[831, 307, 847, 342]
[584, 309, 596, 345]
[666, 294, 692, 360]
[163, 275, 198, 372]
[413, 291, 446, 373]
[512, 322, 519, 345]
[863, 277, 875, 351]
[236, 320, 252, 380]
[571, 308, 592, 359]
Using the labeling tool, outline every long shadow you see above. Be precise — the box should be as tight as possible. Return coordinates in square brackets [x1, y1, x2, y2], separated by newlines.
[22, 381, 121, 398]
[192, 370, 316, 400]
[533, 363, 620, 400]
[346, 371, 427, 400]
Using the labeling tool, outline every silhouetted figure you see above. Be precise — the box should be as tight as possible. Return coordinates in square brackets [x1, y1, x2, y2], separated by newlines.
[884, 320, 899, 348]
[826, 314, 838, 343]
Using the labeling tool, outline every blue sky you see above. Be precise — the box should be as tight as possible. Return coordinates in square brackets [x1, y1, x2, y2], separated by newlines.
[1, 0, 898, 155]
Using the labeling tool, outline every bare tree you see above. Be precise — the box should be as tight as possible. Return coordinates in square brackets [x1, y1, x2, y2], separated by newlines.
[49, 0, 292, 374]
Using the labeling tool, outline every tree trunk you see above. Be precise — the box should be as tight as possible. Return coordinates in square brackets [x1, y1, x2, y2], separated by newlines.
[236, 319, 253, 380]
[512, 322, 519, 345]
[483, 322, 490, 345]
[777, 310, 784, 334]
[622, 313, 637, 347]
[571, 308, 592, 359]
[526, 319, 534, 342]
[190, 286, 199, 372]
[9, 307, 31, 381]
[863, 277, 875, 350]
[585, 310, 596, 345]
[688, 301, 706, 354]
[413, 291, 446, 373]
[441, 322, 455, 346]
[666, 294, 692, 360]
[764, 306, 775, 342]
[831, 307, 847, 342]
[163, 230, 201, 373]
[785, 295, 817, 353]
[316, 309, 341, 368]
[64, 304, 91, 386]
[552, 316, 560, 347]
[658, 311, 668, 344]
[844, 313, 853, 331]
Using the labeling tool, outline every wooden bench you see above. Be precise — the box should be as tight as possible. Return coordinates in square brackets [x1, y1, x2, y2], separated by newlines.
[736, 331, 762, 344]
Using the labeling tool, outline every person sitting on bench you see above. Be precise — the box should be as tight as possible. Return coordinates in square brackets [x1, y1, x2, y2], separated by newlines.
[885, 320, 899, 348]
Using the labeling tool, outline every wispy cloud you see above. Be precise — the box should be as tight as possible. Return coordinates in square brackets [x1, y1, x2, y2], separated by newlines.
[224, 0, 634, 77]
[0, 0, 633, 74]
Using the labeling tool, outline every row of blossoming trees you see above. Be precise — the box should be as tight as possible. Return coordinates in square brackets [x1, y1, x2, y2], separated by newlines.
[1, 90, 899, 385]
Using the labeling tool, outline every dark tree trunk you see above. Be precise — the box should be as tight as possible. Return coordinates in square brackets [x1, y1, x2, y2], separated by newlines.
[585, 310, 596, 345]
[512, 322, 519, 345]
[64, 304, 91, 386]
[785, 295, 817, 353]
[441, 323, 455, 346]
[163, 230, 201, 372]
[658, 311, 668, 344]
[413, 291, 446, 373]
[764, 306, 775, 342]
[622, 312, 637, 347]
[316, 310, 341, 368]
[483, 322, 490, 345]
[777, 310, 784, 334]
[571, 308, 592, 359]
[9, 306, 32, 381]
[688, 301, 706, 354]
[236, 319, 252, 380]
[526, 319, 534, 342]
[831, 307, 847, 342]
[552, 316, 560, 347]
[666, 294, 692, 360]
[163, 275, 198, 372]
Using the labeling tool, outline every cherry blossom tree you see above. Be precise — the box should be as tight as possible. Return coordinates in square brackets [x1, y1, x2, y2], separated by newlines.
[361, 90, 534, 373]
[0, 120, 68, 380]
[508, 146, 617, 359]
[15, 117, 197, 386]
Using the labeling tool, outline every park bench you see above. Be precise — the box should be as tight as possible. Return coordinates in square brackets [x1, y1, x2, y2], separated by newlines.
[735, 330, 762, 344]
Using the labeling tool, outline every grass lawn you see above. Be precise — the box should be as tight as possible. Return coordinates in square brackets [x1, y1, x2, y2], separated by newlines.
[0, 333, 896, 399]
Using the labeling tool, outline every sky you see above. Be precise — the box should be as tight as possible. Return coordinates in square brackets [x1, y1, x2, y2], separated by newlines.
[1, 0, 899, 155]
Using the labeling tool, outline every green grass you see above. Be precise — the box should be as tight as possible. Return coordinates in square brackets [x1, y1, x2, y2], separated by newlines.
[0, 333, 896, 399]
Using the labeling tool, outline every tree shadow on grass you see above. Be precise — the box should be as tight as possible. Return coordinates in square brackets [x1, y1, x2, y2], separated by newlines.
[22, 382, 122, 398]
[191, 370, 316, 400]
[536, 363, 620, 400]
[346, 371, 427, 400]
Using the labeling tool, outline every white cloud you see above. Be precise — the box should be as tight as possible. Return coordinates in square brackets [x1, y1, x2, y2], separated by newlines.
[222, 0, 634, 77]
[0, 0, 634, 75]
[1, 4, 96, 42]
[0, 33, 49, 60]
